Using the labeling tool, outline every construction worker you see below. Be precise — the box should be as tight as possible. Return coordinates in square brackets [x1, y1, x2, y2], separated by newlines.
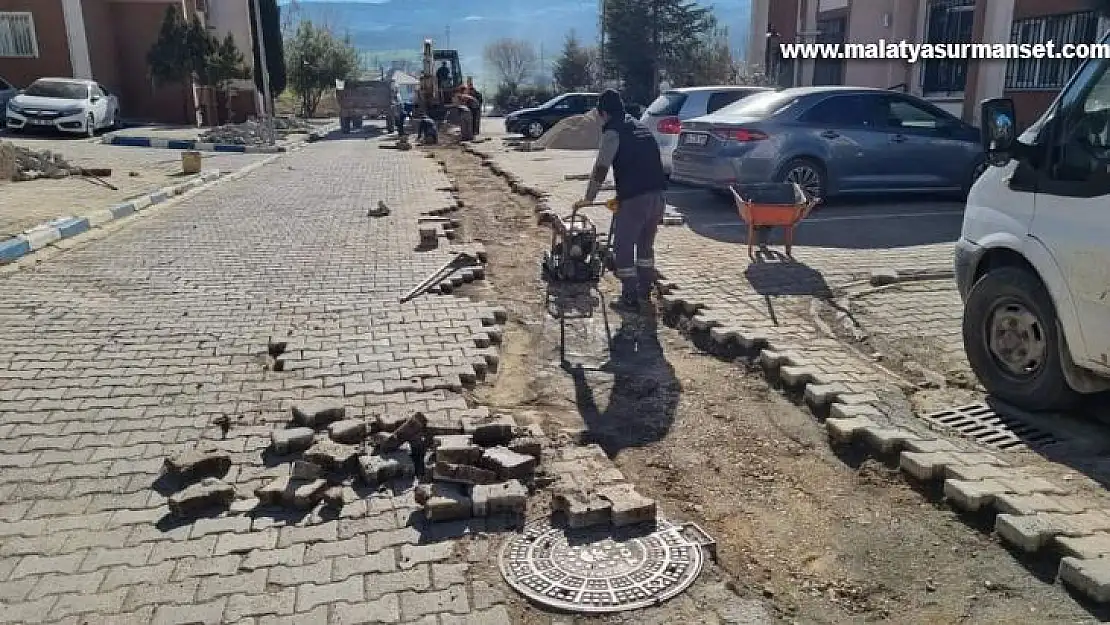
[574, 89, 667, 312]
[436, 61, 452, 93]
[465, 77, 483, 136]
[453, 88, 477, 141]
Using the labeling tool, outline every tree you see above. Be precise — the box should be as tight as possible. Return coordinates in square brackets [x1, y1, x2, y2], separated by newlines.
[666, 26, 736, 87]
[483, 38, 536, 91]
[249, 0, 287, 99]
[147, 6, 250, 124]
[604, 0, 715, 103]
[552, 31, 592, 91]
[285, 20, 361, 117]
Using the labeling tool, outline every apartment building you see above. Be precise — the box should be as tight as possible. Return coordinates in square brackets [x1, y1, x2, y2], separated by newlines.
[749, 0, 1109, 128]
[0, 0, 261, 124]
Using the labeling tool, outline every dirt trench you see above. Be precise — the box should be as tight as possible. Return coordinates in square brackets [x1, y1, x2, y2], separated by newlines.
[428, 143, 1099, 625]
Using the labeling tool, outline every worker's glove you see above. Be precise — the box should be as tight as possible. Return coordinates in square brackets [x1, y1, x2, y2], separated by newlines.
[606, 198, 619, 212]
[572, 199, 591, 210]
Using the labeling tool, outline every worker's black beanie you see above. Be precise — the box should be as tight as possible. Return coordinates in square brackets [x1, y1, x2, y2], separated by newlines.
[598, 89, 624, 117]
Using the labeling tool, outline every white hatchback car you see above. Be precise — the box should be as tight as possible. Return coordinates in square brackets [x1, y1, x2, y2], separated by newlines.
[641, 85, 773, 174]
[5, 77, 119, 137]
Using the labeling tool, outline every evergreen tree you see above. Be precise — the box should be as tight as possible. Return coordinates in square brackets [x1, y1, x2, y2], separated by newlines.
[603, 0, 714, 103]
[553, 31, 592, 91]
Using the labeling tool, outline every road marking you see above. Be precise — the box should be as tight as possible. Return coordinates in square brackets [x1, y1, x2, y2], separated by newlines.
[695, 210, 965, 229]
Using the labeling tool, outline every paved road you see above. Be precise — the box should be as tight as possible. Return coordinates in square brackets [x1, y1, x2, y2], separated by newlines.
[0, 135, 508, 624]
[665, 185, 965, 250]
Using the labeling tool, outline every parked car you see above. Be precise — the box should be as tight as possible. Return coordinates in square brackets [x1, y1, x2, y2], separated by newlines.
[957, 30, 1110, 411]
[504, 92, 599, 139]
[5, 77, 119, 137]
[641, 85, 773, 174]
[670, 86, 986, 200]
[0, 75, 16, 115]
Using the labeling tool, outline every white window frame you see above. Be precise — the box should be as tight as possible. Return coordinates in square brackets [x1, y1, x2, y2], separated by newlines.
[0, 12, 39, 59]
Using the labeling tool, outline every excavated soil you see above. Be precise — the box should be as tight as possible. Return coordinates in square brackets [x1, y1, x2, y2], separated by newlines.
[429, 143, 1101, 625]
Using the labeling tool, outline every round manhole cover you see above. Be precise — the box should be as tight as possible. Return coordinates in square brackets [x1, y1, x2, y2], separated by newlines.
[498, 518, 707, 613]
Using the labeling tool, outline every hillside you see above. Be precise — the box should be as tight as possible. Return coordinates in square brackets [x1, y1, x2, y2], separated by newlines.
[279, 0, 752, 87]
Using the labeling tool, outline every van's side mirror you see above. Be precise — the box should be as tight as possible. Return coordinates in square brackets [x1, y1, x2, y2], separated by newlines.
[981, 98, 1016, 154]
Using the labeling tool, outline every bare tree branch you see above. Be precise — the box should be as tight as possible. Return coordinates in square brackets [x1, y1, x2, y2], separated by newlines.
[483, 38, 536, 90]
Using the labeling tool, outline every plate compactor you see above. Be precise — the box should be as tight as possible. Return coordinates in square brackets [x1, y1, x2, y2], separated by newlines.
[540, 199, 616, 283]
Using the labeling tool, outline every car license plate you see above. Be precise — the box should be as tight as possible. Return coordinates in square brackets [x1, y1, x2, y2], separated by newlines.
[30, 119, 52, 126]
[683, 133, 707, 146]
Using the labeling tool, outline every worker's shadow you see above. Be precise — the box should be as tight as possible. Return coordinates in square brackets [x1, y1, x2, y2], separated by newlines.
[566, 309, 680, 458]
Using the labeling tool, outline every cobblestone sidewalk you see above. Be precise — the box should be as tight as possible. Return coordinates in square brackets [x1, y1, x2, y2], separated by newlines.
[0, 138, 510, 624]
[464, 139, 1110, 609]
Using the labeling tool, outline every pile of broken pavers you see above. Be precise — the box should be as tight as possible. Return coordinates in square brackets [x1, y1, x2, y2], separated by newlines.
[161, 399, 659, 531]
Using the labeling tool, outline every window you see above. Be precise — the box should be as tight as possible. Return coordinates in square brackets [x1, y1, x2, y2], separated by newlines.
[717, 91, 798, 118]
[813, 17, 846, 86]
[1054, 62, 1110, 182]
[0, 12, 37, 58]
[921, 0, 975, 95]
[706, 91, 747, 114]
[881, 98, 947, 130]
[646, 91, 687, 116]
[1007, 11, 1098, 90]
[801, 95, 876, 127]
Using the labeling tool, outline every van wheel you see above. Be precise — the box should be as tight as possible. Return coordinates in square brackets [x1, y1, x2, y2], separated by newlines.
[962, 266, 1079, 411]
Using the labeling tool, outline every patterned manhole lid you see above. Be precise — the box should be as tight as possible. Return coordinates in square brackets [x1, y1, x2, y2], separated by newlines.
[498, 518, 713, 613]
[920, 402, 1060, 450]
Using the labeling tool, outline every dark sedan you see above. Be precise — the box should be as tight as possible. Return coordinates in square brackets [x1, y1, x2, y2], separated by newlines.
[505, 92, 599, 139]
[670, 86, 987, 200]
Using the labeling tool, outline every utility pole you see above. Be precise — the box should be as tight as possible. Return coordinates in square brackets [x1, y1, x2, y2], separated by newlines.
[251, 0, 275, 145]
[445, 25, 451, 47]
[539, 42, 545, 89]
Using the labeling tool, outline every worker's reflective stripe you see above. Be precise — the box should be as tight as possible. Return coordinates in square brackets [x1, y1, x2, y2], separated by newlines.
[615, 267, 637, 279]
[634, 258, 654, 268]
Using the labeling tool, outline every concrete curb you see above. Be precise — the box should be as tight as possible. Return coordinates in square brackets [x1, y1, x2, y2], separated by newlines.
[660, 285, 1110, 606]
[102, 135, 285, 153]
[468, 139, 1110, 607]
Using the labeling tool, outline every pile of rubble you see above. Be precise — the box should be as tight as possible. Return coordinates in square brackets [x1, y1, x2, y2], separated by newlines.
[199, 117, 315, 145]
[161, 398, 546, 524]
[161, 398, 658, 530]
[0, 140, 80, 182]
[199, 119, 271, 146]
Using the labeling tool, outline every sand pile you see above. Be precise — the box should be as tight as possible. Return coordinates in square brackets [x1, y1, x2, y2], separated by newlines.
[534, 111, 602, 150]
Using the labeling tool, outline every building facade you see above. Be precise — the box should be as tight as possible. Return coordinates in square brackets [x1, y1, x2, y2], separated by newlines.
[749, 0, 1109, 129]
[0, 0, 261, 124]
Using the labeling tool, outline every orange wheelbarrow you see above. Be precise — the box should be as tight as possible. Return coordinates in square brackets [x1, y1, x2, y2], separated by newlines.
[730, 182, 820, 259]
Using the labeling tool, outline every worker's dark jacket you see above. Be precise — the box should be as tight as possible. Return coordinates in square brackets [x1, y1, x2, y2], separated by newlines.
[604, 114, 667, 201]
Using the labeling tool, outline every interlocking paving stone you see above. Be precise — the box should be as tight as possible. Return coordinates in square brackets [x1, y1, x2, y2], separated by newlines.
[0, 138, 504, 623]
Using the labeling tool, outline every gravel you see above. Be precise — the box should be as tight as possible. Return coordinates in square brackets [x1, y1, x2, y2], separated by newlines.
[534, 112, 601, 150]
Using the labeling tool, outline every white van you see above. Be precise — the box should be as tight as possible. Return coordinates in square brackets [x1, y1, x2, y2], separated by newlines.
[958, 36, 1110, 410]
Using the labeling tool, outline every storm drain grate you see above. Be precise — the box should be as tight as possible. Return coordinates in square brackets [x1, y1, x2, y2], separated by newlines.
[920, 402, 1061, 450]
[498, 517, 712, 613]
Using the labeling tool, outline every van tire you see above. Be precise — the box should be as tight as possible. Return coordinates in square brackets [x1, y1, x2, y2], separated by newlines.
[962, 266, 1079, 411]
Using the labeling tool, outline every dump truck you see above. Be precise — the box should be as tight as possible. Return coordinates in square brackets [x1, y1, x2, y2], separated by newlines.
[415, 40, 463, 122]
[335, 78, 394, 133]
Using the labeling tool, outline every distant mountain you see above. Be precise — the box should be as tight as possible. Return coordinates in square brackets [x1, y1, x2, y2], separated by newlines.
[279, 0, 752, 87]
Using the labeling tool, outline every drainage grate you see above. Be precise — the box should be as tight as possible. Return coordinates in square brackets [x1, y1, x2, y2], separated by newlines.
[498, 518, 710, 613]
[919, 402, 1061, 450]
